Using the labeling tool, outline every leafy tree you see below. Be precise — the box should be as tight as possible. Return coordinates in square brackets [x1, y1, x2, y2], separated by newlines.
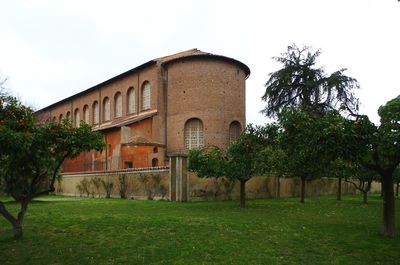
[275, 109, 346, 203]
[331, 96, 400, 236]
[0, 95, 104, 239]
[189, 125, 270, 208]
[331, 160, 379, 204]
[262, 44, 359, 117]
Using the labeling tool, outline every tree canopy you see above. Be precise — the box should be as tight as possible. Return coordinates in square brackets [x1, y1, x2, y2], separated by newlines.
[0, 94, 104, 239]
[262, 44, 359, 117]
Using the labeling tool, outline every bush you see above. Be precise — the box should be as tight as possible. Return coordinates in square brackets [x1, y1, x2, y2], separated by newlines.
[101, 178, 114, 199]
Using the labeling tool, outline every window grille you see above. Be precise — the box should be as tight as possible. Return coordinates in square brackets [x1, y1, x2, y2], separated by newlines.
[74, 109, 80, 128]
[184, 119, 204, 149]
[83, 105, 89, 124]
[93, 101, 99, 124]
[142, 82, 151, 111]
[229, 121, 241, 143]
[127, 87, 136, 114]
[103, 97, 110, 121]
[114, 92, 122, 118]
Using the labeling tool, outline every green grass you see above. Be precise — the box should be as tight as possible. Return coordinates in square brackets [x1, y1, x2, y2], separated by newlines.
[1, 195, 399, 265]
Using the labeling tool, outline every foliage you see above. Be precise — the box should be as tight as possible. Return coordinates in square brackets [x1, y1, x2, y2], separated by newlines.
[274, 109, 348, 202]
[91, 177, 102, 197]
[76, 179, 92, 197]
[189, 124, 271, 208]
[0, 94, 104, 238]
[262, 44, 359, 117]
[118, 174, 128, 199]
[1, 195, 399, 265]
[101, 178, 114, 199]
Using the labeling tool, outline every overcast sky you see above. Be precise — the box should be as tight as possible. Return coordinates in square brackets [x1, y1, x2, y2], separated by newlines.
[0, 0, 399, 125]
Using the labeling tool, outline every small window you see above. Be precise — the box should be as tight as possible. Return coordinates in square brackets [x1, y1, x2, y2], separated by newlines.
[229, 121, 242, 143]
[153, 147, 158, 153]
[124, 161, 133, 169]
[83, 105, 89, 124]
[114, 92, 122, 118]
[93, 101, 99, 125]
[184, 118, 204, 149]
[141, 81, 151, 111]
[152, 158, 158, 167]
[127, 87, 136, 114]
[74, 108, 80, 127]
[59, 114, 63, 122]
[66, 111, 71, 121]
[103, 97, 110, 121]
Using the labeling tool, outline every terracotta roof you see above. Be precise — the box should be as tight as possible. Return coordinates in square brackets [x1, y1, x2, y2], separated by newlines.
[124, 136, 165, 147]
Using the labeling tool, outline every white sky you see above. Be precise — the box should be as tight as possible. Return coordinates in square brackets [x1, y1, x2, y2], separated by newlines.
[0, 0, 399, 125]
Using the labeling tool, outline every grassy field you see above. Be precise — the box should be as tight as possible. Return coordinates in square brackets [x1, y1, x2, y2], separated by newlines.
[0, 195, 399, 265]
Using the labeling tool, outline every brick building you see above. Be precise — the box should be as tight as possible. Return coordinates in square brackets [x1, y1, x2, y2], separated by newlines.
[36, 49, 250, 173]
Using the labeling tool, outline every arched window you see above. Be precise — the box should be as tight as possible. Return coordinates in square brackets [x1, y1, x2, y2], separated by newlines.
[152, 158, 158, 167]
[127, 87, 136, 114]
[153, 147, 158, 153]
[59, 114, 63, 122]
[74, 109, 80, 127]
[184, 118, 204, 149]
[93, 101, 99, 125]
[83, 105, 89, 124]
[114, 92, 122, 118]
[229, 121, 242, 143]
[103, 97, 110, 121]
[66, 111, 71, 121]
[141, 81, 151, 111]
[52, 116, 56, 122]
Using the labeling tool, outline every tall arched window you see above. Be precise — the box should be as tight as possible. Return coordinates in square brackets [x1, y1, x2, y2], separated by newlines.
[184, 118, 204, 149]
[127, 87, 136, 114]
[66, 111, 71, 121]
[59, 114, 63, 122]
[114, 92, 122, 118]
[93, 101, 99, 125]
[103, 97, 110, 122]
[83, 105, 89, 124]
[74, 108, 80, 127]
[141, 81, 151, 111]
[229, 121, 242, 143]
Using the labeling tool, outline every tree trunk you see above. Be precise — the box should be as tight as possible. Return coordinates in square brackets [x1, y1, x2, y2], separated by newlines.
[275, 176, 280, 199]
[396, 182, 399, 197]
[13, 220, 23, 239]
[239, 180, 246, 208]
[300, 177, 306, 203]
[381, 181, 384, 198]
[0, 199, 29, 239]
[382, 173, 395, 236]
[363, 191, 368, 204]
[337, 177, 342, 201]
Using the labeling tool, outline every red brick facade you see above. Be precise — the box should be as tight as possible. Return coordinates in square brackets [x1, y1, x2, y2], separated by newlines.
[36, 49, 250, 173]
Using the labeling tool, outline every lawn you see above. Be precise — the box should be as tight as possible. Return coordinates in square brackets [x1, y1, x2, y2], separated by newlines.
[0, 195, 399, 265]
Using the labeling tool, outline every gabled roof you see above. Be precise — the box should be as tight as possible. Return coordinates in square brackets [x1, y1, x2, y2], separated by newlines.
[36, 49, 250, 113]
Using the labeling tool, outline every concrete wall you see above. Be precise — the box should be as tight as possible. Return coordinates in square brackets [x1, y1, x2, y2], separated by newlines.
[57, 169, 170, 200]
[57, 168, 381, 201]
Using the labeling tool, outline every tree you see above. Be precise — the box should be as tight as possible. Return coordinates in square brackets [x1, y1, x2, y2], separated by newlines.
[189, 125, 270, 208]
[275, 109, 346, 203]
[333, 96, 400, 236]
[262, 44, 359, 118]
[0, 95, 104, 239]
[331, 160, 379, 204]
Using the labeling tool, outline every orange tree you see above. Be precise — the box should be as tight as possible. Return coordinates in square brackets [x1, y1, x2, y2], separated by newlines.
[188, 124, 275, 208]
[0, 95, 104, 239]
